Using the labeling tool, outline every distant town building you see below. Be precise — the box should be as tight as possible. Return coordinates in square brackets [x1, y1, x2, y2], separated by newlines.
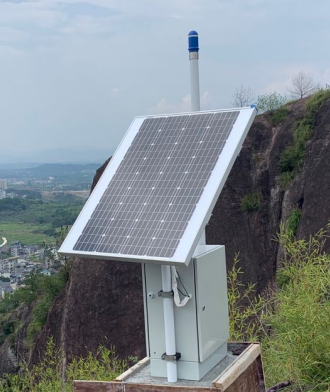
[0, 270, 11, 279]
[1, 256, 19, 271]
[14, 265, 25, 276]
[0, 281, 13, 298]
[0, 179, 7, 190]
[11, 242, 22, 257]
[0, 190, 5, 199]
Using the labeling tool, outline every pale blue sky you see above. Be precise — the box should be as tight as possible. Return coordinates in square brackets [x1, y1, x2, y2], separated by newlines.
[1, 0, 330, 162]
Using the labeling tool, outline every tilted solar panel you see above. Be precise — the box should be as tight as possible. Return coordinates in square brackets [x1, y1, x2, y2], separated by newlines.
[59, 108, 256, 265]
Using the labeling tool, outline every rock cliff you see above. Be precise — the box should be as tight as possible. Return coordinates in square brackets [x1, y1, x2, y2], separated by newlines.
[2, 96, 330, 373]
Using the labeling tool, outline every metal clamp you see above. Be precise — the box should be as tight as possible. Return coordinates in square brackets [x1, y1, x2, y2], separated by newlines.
[158, 290, 174, 298]
[161, 352, 181, 362]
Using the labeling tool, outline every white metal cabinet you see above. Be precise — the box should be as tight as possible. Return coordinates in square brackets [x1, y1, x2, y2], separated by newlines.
[142, 245, 229, 380]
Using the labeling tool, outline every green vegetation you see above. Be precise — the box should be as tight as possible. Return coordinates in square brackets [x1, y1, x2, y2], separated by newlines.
[0, 222, 51, 245]
[279, 87, 330, 188]
[306, 87, 330, 118]
[0, 339, 127, 392]
[257, 92, 288, 113]
[227, 256, 266, 341]
[285, 208, 302, 237]
[0, 264, 70, 345]
[270, 107, 289, 126]
[26, 266, 71, 344]
[228, 226, 330, 391]
[0, 228, 70, 347]
[0, 197, 83, 244]
[279, 171, 295, 188]
[264, 227, 330, 391]
[241, 192, 261, 212]
[6, 189, 42, 200]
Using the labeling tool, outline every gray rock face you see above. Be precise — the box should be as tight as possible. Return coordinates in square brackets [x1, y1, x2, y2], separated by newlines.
[2, 98, 330, 374]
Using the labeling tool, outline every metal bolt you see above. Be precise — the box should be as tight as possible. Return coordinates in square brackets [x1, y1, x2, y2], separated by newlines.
[148, 292, 154, 299]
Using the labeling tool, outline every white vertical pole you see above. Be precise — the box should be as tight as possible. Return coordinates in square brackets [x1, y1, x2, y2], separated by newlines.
[189, 31, 206, 246]
[189, 51, 200, 112]
[161, 265, 177, 382]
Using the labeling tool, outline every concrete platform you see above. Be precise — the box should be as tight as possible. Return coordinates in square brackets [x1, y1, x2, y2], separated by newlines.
[74, 343, 266, 392]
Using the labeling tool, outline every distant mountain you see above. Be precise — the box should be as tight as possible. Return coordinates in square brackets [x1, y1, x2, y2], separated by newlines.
[0, 163, 103, 181]
[0, 148, 113, 165]
[26, 163, 102, 177]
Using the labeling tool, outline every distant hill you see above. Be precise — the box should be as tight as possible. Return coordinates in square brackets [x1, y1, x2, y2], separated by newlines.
[25, 163, 101, 178]
[0, 148, 112, 165]
[0, 163, 102, 180]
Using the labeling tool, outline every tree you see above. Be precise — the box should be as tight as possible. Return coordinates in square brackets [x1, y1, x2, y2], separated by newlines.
[287, 71, 316, 99]
[257, 92, 287, 113]
[231, 85, 255, 107]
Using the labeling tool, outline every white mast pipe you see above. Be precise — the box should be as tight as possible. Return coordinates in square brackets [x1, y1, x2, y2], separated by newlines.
[161, 265, 177, 382]
[189, 31, 205, 246]
[189, 51, 200, 112]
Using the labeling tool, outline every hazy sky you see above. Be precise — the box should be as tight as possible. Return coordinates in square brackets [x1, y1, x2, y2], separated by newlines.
[1, 0, 330, 162]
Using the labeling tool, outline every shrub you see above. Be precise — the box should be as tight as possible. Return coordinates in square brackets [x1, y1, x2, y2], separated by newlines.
[279, 171, 295, 189]
[279, 144, 305, 173]
[306, 87, 330, 117]
[270, 107, 289, 126]
[2, 321, 16, 336]
[0, 338, 128, 392]
[279, 87, 330, 187]
[26, 268, 71, 345]
[241, 192, 261, 212]
[228, 227, 330, 391]
[263, 226, 330, 390]
[227, 256, 268, 342]
[293, 119, 313, 146]
[285, 209, 302, 237]
[257, 92, 288, 114]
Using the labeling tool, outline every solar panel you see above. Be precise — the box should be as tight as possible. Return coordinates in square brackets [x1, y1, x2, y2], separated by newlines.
[59, 108, 256, 265]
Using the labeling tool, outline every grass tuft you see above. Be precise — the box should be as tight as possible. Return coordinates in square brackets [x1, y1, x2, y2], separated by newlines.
[0, 338, 128, 391]
[228, 226, 330, 391]
[285, 209, 302, 237]
[241, 192, 262, 212]
[279, 87, 330, 188]
[270, 107, 289, 126]
[263, 225, 330, 390]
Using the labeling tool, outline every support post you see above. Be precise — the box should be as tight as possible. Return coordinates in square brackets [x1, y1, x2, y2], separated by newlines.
[161, 265, 177, 382]
[189, 30, 205, 246]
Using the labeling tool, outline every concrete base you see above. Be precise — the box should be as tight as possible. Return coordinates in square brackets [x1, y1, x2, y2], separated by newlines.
[73, 343, 266, 392]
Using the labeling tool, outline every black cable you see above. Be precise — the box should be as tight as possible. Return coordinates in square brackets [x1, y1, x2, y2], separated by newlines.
[178, 287, 188, 297]
[176, 271, 189, 296]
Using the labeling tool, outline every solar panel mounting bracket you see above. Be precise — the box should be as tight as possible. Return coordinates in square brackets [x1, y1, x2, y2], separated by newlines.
[158, 290, 174, 298]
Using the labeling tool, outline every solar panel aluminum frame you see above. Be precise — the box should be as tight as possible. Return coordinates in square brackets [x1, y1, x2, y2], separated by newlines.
[59, 107, 256, 266]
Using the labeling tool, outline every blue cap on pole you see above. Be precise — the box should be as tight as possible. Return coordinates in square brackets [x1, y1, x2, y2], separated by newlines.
[188, 30, 199, 52]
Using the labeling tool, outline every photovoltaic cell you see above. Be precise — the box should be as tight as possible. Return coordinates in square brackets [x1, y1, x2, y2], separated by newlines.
[73, 111, 239, 258]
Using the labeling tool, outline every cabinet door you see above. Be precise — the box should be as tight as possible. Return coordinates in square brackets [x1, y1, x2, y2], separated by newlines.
[195, 246, 229, 361]
[144, 262, 199, 362]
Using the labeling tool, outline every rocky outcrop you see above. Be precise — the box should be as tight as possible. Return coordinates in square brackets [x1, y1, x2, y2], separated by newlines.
[207, 98, 310, 291]
[30, 258, 145, 366]
[0, 303, 32, 374]
[32, 97, 330, 363]
[2, 97, 330, 374]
